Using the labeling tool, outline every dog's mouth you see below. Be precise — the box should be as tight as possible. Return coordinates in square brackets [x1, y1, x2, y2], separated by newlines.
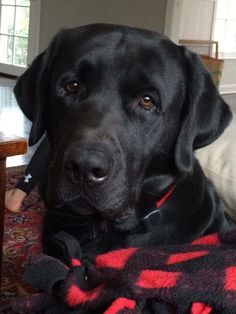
[113, 210, 137, 231]
[47, 144, 137, 232]
[53, 193, 137, 232]
[84, 204, 137, 232]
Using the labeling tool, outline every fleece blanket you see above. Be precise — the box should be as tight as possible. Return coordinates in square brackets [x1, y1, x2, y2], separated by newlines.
[12, 230, 236, 314]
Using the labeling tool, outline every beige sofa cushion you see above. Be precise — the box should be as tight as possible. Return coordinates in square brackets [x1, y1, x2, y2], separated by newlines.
[195, 114, 236, 221]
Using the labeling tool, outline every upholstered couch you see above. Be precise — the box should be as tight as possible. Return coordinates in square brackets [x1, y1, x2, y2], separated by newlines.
[196, 111, 236, 221]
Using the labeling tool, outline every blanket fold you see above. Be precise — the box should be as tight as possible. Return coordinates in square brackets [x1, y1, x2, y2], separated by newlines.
[12, 230, 236, 314]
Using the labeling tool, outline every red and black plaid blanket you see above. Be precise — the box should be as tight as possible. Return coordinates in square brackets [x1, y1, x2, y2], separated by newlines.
[12, 230, 236, 314]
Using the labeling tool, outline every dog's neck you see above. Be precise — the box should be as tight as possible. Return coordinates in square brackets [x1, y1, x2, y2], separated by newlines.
[91, 184, 176, 237]
[45, 184, 176, 251]
[133, 185, 175, 234]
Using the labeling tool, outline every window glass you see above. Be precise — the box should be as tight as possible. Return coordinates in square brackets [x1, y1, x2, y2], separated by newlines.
[15, 6, 30, 37]
[0, 5, 15, 35]
[13, 36, 28, 66]
[0, 34, 13, 64]
[214, 0, 236, 57]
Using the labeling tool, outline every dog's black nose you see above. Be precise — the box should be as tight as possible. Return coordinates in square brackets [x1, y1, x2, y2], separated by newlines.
[64, 146, 113, 185]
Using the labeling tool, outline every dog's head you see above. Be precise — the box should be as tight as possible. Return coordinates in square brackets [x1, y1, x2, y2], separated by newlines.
[14, 24, 232, 230]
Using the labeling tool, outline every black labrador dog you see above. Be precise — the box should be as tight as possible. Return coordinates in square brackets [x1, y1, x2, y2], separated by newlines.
[14, 24, 233, 259]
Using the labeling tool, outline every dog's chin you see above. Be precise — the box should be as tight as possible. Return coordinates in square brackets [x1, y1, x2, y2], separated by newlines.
[112, 211, 137, 232]
[52, 193, 137, 231]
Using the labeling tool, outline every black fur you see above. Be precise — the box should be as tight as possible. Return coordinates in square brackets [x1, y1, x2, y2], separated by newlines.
[14, 24, 233, 260]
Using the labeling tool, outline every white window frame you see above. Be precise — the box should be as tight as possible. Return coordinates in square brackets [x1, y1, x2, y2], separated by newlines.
[0, 0, 41, 76]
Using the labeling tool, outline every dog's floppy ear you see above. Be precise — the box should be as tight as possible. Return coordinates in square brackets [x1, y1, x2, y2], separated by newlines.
[14, 52, 46, 145]
[174, 47, 232, 174]
[14, 32, 62, 146]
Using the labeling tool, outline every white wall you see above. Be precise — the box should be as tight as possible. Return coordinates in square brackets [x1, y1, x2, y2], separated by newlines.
[37, 0, 236, 94]
[220, 59, 236, 94]
[39, 0, 167, 52]
[180, 0, 216, 40]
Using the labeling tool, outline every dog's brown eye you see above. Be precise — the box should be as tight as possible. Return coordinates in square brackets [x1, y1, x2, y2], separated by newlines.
[138, 96, 154, 110]
[64, 81, 79, 93]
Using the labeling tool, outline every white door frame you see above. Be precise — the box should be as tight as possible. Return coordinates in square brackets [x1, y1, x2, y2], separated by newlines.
[164, 0, 183, 43]
[0, 0, 41, 76]
[164, 0, 218, 44]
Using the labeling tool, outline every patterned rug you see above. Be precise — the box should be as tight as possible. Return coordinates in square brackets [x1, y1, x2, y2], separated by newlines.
[1, 166, 44, 314]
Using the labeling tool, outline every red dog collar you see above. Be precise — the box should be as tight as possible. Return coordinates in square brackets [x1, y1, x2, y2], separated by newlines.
[155, 185, 175, 208]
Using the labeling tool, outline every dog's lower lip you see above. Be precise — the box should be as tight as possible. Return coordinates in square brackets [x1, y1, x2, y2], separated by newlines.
[114, 212, 134, 224]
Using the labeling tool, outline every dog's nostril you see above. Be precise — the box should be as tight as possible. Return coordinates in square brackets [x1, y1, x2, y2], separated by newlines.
[88, 155, 112, 183]
[85, 159, 112, 184]
[90, 167, 109, 181]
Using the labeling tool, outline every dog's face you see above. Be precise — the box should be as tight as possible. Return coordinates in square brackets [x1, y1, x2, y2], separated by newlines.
[14, 24, 232, 232]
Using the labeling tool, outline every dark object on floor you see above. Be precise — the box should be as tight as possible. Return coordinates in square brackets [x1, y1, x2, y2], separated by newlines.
[12, 230, 236, 314]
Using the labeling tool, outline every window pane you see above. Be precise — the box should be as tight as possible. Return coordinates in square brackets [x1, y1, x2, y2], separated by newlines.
[16, 0, 30, 6]
[216, 0, 228, 19]
[13, 36, 28, 66]
[0, 5, 15, 35]
[1, 0, 15, 4]
[214, 0, 236, 56]
[228, 0, 236, 20]
[224, 20, 236, 53]
[214, 20, 226, 44]
[0, 35, 13, 64]
[15, 6, 29, 37]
